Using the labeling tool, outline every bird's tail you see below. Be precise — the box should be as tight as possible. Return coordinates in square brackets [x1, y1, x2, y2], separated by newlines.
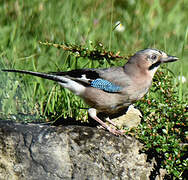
[1, 69, 66, 83]
[2, 69, 87, 95]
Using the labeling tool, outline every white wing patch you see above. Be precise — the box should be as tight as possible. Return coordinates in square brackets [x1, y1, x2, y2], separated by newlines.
[81, 74, 89, 80]
[58, 76, 86, 96]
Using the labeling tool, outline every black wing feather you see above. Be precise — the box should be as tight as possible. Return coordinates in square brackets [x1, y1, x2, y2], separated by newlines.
[50, 69, 100, 80]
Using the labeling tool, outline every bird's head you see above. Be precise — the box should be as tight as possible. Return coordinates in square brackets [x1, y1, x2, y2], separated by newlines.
[128, 48, 179, 77]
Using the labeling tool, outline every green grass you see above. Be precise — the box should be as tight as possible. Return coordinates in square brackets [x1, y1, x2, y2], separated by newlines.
[0, 0, 187, 178]
[0, 0, 187, 120]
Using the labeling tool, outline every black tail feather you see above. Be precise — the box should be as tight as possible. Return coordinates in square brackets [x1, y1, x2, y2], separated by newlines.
[2, 69, 66, 83]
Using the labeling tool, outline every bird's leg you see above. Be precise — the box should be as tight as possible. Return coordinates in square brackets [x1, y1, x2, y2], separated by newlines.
[105, 117, 117, 127]
[88, 108, 125, 136]
[105, 117, 126, 134]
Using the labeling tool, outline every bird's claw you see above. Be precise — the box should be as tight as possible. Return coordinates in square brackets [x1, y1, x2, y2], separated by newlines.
[107, 127, 126, 136]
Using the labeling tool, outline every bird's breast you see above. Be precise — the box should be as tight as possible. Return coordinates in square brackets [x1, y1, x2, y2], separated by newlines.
[124, 80, 152, 101]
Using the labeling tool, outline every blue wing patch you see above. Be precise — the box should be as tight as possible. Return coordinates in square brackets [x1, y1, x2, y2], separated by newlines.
[90, 78, 123, 92]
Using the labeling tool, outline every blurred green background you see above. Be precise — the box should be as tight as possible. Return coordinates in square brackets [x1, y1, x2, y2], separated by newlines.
[0, 0, 187, 121]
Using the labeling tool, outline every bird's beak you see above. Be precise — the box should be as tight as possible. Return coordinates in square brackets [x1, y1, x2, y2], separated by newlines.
[160, 55, 179, 63]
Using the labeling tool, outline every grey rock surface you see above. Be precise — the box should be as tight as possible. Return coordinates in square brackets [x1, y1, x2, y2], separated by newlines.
[0, 120, 154, 180]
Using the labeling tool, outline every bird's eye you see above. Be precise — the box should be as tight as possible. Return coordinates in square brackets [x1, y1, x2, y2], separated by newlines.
[151, 55, 157, 60]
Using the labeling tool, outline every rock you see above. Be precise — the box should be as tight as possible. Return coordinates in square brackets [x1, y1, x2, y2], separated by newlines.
[111, 105, 142, 129]
[0, 120, 154, 180]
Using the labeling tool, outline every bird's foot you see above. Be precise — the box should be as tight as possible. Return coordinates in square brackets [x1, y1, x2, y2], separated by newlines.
[88, 108, 126, 136]
[107, 127, 126, 136]
[97, 125, 125, 136]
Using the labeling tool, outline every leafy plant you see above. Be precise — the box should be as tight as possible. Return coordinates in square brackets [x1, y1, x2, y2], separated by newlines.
[132, 70, 188, 179]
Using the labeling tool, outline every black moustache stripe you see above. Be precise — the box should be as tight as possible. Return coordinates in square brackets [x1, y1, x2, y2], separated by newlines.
[149, 61, 161, 70]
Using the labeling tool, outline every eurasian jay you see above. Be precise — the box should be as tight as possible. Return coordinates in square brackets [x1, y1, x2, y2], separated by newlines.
[2, 48, 178, 135]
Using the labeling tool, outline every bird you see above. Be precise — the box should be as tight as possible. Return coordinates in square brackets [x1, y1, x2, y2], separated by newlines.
[2, 48, 178, 135]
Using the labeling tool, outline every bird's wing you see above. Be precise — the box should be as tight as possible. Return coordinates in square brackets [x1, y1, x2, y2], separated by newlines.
[50, 68, 125, 93]
[50, 69, 99, 83]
